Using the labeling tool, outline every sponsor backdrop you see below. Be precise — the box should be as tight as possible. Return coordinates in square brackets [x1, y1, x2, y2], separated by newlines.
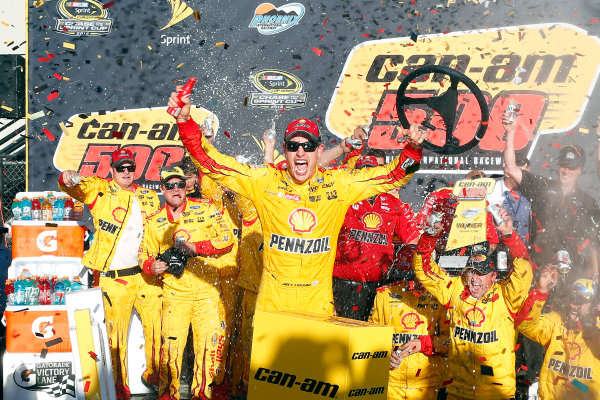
[27, 0, 600, 204]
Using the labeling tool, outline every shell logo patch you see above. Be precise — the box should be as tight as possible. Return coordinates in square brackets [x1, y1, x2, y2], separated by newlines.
[112, 207, 127, 224]
[465, 307, 486, 327]
[362, 212, 382, 230]
[401, 312, 423, 330]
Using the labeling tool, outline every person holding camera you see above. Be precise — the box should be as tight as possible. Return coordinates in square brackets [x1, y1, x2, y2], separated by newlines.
[515, 265, 600, 399]
[138, 166, 234, 400]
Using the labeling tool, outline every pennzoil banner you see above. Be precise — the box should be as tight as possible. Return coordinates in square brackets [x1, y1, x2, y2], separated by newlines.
[26, 0, 600, 200]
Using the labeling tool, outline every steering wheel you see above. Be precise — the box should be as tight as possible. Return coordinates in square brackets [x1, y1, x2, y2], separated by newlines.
[396, 65, 489, 155]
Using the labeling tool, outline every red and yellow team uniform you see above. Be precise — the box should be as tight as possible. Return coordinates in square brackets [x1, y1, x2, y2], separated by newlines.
[139, 198, 234, 400]
[59, 175, 161, 396]
[413, 233, 532, 399]
[369, 282, 449, 400]
[178, 117, 422, 316]
[516, 290, 600, 399]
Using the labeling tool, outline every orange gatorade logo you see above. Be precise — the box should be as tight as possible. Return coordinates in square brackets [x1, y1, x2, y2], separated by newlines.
[566, 341, 582, 361]
[362, 213, 382, 230]
[326, 23, 600, 173]
[53, 106, 216, 190]
[288, 208, 317, 233]
[465, 307, 486, 327]
[36, 231, 58, 253]
[31, 316, 55, 339]
[401, 312, 423, 330]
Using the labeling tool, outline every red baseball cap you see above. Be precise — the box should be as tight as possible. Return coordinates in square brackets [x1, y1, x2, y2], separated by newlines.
[111, 148, 135, 167]
[284, 118, 320, 143]
[356, 155, 379, 169]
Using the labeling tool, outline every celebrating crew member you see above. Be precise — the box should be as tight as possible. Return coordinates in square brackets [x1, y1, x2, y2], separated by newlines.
[168, 87, 425, 316]
[369, 279, 449, 400]
[333, 154, 420, 321]
[515, 266, 600, 399]
[413, 209, 533, 399]
[180, 155, 202, 199]
[139, 166, 235, 400]
[58, 149, 161, 399]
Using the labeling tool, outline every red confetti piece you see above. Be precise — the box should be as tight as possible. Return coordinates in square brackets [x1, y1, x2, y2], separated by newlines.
[42, 128, 55, 141]
[323, 17, 328, 25]
[521, 364, 528, 371]
[352, 306, 359, 311]
[397, 26, 403, 31]
[224, 130, 231, 138]
[312, 47, 323, 56]
[344, 110, 351, 116]
[430, 10, 438, 14]
[356, 285, 362, 292]
[103, 1, 115, 8]
[442, 379, 453, 387]
[416, 368, 421, 377]
[410, 0, 416, 4]
[89, 351, 98, 360]
[290, 66, 301, 71]
[84, 381, 91, 392]
[319, 35, 324, 40]
[377, 29, 384, 34]
[478, 356, 487, 361]
[443, 30, 449, 34]
[590, 18, 599, 23]
[541, 162, 549, 168]
[362, 33, 371, 37]
[38, 57, 50, 62]
[551, 142, 561, 148]
[48, 54, 55, 58]
[53, 73, 62, 80]
[114, 279, 128, 285]
[47, 90, 59, 101]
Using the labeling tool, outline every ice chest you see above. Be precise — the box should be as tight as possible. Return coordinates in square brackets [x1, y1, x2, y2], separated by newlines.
[4, 306, 72, 353]
[11, 221, 85, 258]
[248, 310, 392, 400]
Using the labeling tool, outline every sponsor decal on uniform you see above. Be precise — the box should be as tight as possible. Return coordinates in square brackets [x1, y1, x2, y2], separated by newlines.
[269, 234, 331, 255]
[36, 230, 58, 253]
[362, 212, 382, 229]
[288, 208, 317, 233]
[14, 362, 76, 397]
[55, 0, 112, 36]
[53, 107, 215, 189]
[465, 306, 486, 327]
[254, 367, 339, 398]
[112, 207, 127, 223]
[209, 335, 226, 378]
[453, 326, 498, 344]
[348, 229, 388, 245]
[400, 312, 423, 330]
[326, 24, 600, 173]
[99, 218, 119, 234]
[285, 193, 301, 201]
[249, 70, 307, 109]
[547, 357, 593, 380]
[393, 333, 422, 345]
[189, 205, 201, 209]
[249, 3, 305, 35]
[173, 229, 191, 242]
[566, 341, 582, 361]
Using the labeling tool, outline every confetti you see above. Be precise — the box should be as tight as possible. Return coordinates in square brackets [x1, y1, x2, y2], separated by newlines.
[47, 91, 59, 101]
[410, 32, 418, 42]
[572, 379, 589, 392]
[312, 47, 323, 56]
[115, 279, 128, 285]
[45, 337, 63, 347]
[103, 1, 115, 9]
[84, 381, 91, 392]
[480, 365, 494, 376]
[62, 42, 76, 50]
[42, 128, 55, 141]
[30, 110, 45, 120]
[40, 348, 48, 358]
[1, 105, 13, 112]
[224, 130, 231, 138]
[216, 42, 225, 47]
[194, 11, 201, 20]
[89, 351, 98, 360]
[53, 73, 63, 80]
[579, 128, 589, 134]
[176, 63, 185, 69]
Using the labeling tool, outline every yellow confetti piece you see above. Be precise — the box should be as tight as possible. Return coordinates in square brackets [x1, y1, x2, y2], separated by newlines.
[29, 110, 45, 120]
[140, 61, 143, 70]
[1, 21, 9, 27]
[63, 77, 70, 81]
[176, 63, 185, 69]
[1, 105, 13, 112]
[148, 45, 152, 50]
[59, 122, 69, 135]
[580, 128, 589, 134]
[63, 42, 76, 49]
[33, 0, 44, 7]
[216, 42, 225, 47]
[242, 132, 250, 136]
[97, 55, 101, 58]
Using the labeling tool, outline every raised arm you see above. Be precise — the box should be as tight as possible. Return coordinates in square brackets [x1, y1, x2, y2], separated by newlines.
[318, 126, 367, 168]
[502, 110, 523, 185]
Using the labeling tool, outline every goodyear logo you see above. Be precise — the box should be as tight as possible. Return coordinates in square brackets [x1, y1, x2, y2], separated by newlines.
[54, 106, 215, 190]
[249, 70, 307, 109]
[288, 208, 317, 233]
[55, 0, 112, 36]
[249, 3, 305, 35]
[326, 23, 600, 173]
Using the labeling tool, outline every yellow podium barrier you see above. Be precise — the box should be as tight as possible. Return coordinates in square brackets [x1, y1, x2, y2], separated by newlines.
[248, 310, 393, 400]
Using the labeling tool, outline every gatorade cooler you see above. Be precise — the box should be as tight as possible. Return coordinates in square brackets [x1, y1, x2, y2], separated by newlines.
[11, 221, 85, 258]
[248, 311, 392, 400]
[4, 306, 72, 353]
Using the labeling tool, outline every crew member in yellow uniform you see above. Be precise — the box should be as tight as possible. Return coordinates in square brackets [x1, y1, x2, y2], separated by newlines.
[413, 210, 532, 400]
[516, 266, 600, 399]
[370, 279, 449, 400]
[59, 149, 161, 399]
[168, 87, 425, 316]
[139, 166, 235, 400]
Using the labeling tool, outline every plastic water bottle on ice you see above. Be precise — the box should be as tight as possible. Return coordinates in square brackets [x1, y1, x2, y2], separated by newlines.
[11, 198, 21, 221]
[53, 279, 66, 305]
[5, 279, 14, 305]
[21, 197, 32, 220]
[38, 276, 52, 305]
[32, 197, 42, 221]
[63, 197, 74, 221]
[53, 198, 64, 221]
[14, 276, 27, 305]
[42, 196, 53, 221]
[71, 276, 83, 292]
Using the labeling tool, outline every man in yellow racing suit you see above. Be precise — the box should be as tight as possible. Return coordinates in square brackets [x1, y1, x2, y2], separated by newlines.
[59, 149, 161, 398]
[413, 210, 532, 399]
[516, 266, 600, 399]
[168, 88, 425, 316]
[369, 279, 449, 400]
[139, 167, 235, 400]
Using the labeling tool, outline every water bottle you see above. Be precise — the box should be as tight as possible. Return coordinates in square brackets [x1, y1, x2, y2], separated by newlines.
[53, 279, 66, 305]
[27, 276, 39, 305]
[32, 197, 42, 221]
[21, 197, 32, 220]
[52, 198, 64, 221]
[62, 276, 72, 293]
[71, 276, 83, 292]
[14, 276, 27, 305]
[73, 201, 84, 221]
[42, 196, 53, 221]
[38, 276, 52, 305]
[11, 198, 21, 221]
[5, 279, 14, 305]
[63, 197, 74, 221]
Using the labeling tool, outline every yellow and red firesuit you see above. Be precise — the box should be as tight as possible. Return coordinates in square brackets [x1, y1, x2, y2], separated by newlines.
[178, 117, 422, 316]
[59, 175, 161, 395]
[413, 232, 532, 399]
[139, 197, 234, 400]
[369, 281, 449, 400]
[515, 288, 600, 399]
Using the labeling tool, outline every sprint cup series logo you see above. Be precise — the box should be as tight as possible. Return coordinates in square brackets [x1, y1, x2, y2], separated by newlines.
[326, 23, 600, 173]
[55, 0, 112, 36]
[249, 3, 305, 35]
[249, 70, 307, 109]
[53, 107, 216, 190]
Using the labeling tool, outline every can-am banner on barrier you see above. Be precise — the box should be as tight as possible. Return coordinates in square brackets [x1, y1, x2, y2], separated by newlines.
[26, 0, 600, 204]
